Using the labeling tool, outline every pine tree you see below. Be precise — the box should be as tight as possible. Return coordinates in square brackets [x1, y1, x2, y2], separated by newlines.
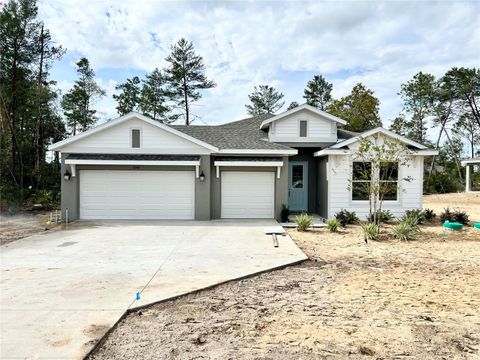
[164, 38, 215, 125]
[113, 76, 141, 115]
[245, 85, 284, 115]
[327, 83, 381, 132]
[453, 113, 480, 158]
[140, 68, 170, 122]
[61, 58, 105, 135]
[303, 75, 333, 110]
[287, 101, 300, 110]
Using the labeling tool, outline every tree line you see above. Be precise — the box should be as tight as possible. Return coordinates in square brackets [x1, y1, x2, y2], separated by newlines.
[1, 0, 478, 208]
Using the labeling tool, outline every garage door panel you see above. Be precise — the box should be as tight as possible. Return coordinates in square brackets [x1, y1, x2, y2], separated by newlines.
[80, 170, 195, 220]
[221, 172, 274, 219]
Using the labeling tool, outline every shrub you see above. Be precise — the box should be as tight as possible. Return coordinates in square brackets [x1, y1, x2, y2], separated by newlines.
[403, 209, 426, 225]
[392, 222, 420, 241]
[280, 204, 290, 223]
[440, 208, 469, 225]
[294, 213, 313, 232]
[422, 208, 436, 221]
[326, 219, 340, 232]
[361, 223, 380, 242]
[335, 209, 359, 227]
[368, 209, 394, 223]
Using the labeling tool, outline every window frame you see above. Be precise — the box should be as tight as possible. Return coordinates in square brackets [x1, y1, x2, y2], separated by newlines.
[299, 120, 308, 138]
[350, 161, 400, 203]
[351, 161, 372, 202]
[131, 128, 142, 148]
[379, 161, 399, 202]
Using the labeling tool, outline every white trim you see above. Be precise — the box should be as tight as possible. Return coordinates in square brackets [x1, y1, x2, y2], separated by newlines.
[70, 164, 76, 177]
[411, 150, 438, 156]
[49, 112, 218, 152]
[277, 166, 281, 179]
[314, 149, 352, 157]
[260, 104, 347, 129]
[65, 159, 200, 166]
[216, 165, 220, 178]
[218, 149, 297, 155]
[214, 161, 284, 167]
[330, 127, 428, 150]
[462, 158, 480, 165]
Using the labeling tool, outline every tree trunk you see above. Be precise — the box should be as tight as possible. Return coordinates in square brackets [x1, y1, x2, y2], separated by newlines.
[444, 129, 463, 182]
[34, 25, 45, 190]
[183, 77, 189, 125]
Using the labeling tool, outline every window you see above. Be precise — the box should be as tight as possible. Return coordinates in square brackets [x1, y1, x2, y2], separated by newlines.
[352, 162, 371, 201]
[299, 120, 308, 137]
[131, 129, 141, 148]
[292, 164, 304, 188]
[379, 162, 398, 201]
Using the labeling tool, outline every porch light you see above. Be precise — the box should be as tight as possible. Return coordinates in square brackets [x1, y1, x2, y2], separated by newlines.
[64, 169, 71, 181]
[199, 171, 206, 182]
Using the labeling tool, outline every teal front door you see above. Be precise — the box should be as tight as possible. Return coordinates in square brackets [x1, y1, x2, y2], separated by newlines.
[288, 161, 308, 212]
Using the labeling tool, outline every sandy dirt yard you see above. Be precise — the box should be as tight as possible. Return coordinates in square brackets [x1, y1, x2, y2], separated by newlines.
[424, 192, 480, 221]
[89, 194, 480, 360]
[0, 212, 52, 246]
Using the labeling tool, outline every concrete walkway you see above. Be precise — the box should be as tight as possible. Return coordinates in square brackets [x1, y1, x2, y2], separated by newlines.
[0, 220, 307, 359]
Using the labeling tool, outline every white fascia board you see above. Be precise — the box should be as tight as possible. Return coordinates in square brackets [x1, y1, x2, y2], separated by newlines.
[259, 104, 347, 129]
[461, 158, 480, 165]
[64, 159, 200, 166]
[411, 150, 438, 156]
[214, 161, 284, 167]
[330, 127, 428, 150]
[218, 149, 298, 155]
[314, 149, 351, 157]
[49, 112, 218, 152]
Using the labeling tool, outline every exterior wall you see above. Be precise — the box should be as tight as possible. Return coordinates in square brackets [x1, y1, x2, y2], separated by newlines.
[268, 109, 337, 144]
[60, 154, 211, 221]
[289, 149, 319, 214]
[327, 154, 425, 219]
[210, 156, 289, 220]
[60, 117, 211, 154]
[317, 157, 329, 219]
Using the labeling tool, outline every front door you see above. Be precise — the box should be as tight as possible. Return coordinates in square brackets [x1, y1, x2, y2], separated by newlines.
[288, 161, 308, 212]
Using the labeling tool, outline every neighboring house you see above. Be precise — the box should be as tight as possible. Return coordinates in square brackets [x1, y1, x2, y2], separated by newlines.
[49, 104, 436, 221]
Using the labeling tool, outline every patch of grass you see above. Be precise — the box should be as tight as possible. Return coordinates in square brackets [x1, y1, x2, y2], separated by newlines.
[294, 213, 313, 232]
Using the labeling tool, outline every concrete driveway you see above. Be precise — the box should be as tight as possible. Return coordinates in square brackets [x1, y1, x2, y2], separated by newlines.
[0, 220, 307, 359]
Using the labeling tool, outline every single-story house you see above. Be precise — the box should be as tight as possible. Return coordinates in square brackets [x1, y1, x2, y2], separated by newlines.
[49, 104, 437, 221]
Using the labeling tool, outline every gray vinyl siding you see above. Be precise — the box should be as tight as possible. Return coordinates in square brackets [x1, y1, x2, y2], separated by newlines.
[317, 157, 329, 219]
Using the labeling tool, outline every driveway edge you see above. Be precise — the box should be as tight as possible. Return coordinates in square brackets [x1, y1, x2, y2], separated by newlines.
[83, 256, 308, 359]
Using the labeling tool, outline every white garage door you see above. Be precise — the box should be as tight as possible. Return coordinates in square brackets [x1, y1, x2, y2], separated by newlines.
[80, 170, 195, 220]
[221, 171, 275, 219]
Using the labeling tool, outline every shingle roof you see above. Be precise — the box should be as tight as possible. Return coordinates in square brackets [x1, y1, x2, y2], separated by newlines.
[213, 156, 283, 162]
[67, 154, 200, 161]
[171, 114, 294, 150]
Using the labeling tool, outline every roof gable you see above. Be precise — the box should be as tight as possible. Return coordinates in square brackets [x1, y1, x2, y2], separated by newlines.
[259, 104, 347, 129]
[330, 127, 428, 150]
[49, 112, 218, 152]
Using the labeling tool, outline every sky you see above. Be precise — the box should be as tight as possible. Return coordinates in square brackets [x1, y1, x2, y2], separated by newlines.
[38, 0, 480, 133]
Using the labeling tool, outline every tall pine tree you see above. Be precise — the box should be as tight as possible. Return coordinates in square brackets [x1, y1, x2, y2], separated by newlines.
[164, 38, 215, 125]
[303, 75, 333, 110]
[140, 68, 170, 122]
[113, 76, 141, 115]
[245, 85, 284, 115]
[61, 58, 105, 135]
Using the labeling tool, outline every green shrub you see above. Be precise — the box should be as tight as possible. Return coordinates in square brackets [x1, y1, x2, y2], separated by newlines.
[326, 219, 340, 232]
[361, 223, 380, 242]
[392, 222, 420, 241]
[335, 209, 359, 227]
[440, 208, 469, 225]
[422, 208, 436, 221]
[368, 210, 394, 223]
[280, 204, 290, 223]
[294, 213, 313, 232]
[403, 209, 425, 225]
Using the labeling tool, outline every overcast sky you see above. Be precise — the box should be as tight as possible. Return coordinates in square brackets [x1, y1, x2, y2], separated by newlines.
[39, 0, 480, 131]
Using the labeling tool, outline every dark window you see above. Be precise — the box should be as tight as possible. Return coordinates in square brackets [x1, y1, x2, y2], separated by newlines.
[132, 129, 141, 148]
[299, 120, 308, 137]
[292, 164, 304, 188]
[352, 162, 371, 201]
[380, 162, 398, 201]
